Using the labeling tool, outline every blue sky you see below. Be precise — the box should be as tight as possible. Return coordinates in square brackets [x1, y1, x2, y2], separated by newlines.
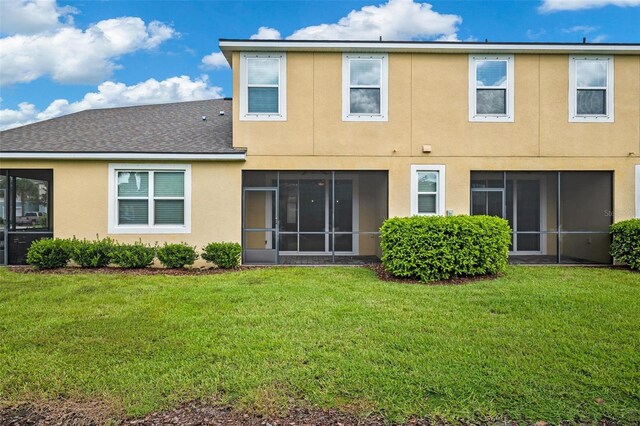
[1, 0, 638, 129]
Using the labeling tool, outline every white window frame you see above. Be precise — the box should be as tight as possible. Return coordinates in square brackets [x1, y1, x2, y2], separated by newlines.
[239, 52, 287, 121]
[569, 55, 614, 123]
[410, 165, 446, 216]
[468, 54, 514, 122]
[342, 53, 388, 122]
[108, 163, 192, 234]
[636, 165, 640, 218]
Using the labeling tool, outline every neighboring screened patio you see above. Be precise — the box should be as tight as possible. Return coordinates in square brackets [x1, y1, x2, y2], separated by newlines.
[471, 171, 613, 264]
[242, 171, 388, 265]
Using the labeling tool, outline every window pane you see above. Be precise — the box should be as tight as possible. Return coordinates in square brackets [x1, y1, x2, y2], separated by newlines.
[155, 200, 184, 225]
[576, 60, 607, 87]
[418, 194, 436, 214]
[118, 200, 148, 224]
[476, 60, 507, 87]
[248, 87, 279, 113]
[154, 172, 184, 197]
[350, 88, 380, 114]
[118, 172, 148, 197]
[247, 58, 279, 85]
[350, 59, 381, 86]
[476, 89, 506, 115]
[299, 234, 325, 252]
[577, 89, 606, 115]
[418, 172, 438, 192]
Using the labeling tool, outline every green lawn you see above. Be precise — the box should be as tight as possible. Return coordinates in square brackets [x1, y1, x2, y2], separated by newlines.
[0, 266, 639, 424]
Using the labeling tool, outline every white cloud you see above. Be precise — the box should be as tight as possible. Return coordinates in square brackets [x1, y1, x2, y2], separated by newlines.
[562, 25, 598, 33]
[526, 28, 546, 40]
[201, 51, 230, 69]
[250, 26, 282, 40]
[592, 34, 608, 42]
[286, 0, 461, 41]
[0, 75, 223, 130]
[0, 0, 77, 35]
[540, 0, 640, 12]
[0, 15, 176, 86]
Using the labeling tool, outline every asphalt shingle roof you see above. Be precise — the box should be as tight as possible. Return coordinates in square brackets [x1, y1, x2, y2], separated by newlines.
[0, 99, 240, 154]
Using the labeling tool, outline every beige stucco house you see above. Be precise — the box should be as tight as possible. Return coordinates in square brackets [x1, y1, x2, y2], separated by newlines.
[1, 40, 639, 265]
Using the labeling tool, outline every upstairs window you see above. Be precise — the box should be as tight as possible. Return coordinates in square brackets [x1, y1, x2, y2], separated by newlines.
[240, 53, 286, 121]
[342, 53, 388, 121]
[569, 55, 613, 122]
[469, 55, 514, 122]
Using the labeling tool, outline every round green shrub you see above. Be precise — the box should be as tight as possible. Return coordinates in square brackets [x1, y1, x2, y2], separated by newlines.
[70, 237, 115, 268]
[610, 219, 640, 270]
[156, 243, 199, 268]
[201, 242, 241, 269]
[26, 238, 72, 269]
[110, 241, 156, 268]
[380, 215, 512, 282]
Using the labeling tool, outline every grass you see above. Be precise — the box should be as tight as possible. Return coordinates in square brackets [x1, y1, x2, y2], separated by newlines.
[0, 266, 639, 424]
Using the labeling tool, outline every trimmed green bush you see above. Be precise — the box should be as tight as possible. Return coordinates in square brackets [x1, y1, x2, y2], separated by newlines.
[156, 243, 199, 268]
[110, 241, 156, 268]
[202, 242, 241, 269]
[380, 215, 512, 282]
[610, 218, 640, 270]
[70, 237, 115, 268]
[26, 238, 72, 269]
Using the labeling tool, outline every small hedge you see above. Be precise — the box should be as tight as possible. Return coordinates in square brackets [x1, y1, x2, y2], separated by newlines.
[380, 215, 511, 282]
[26, 238, 73, 269]
[70, 237, 115, 268]
[157, 243, 199, 268]
[202, 242, 241, 269]
[610, 219, 640, 270]
[110, 241, 156, 269]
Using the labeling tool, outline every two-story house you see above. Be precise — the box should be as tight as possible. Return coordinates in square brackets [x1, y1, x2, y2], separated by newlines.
[1, 40, 639, 265]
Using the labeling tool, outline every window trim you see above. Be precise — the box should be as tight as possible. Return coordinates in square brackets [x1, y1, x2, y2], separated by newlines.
[342, 53, 389, 122]
[108, 163, 192, 234]
[239, 52, 287, 121]
[636, 165, 640, 219]
[468, 54, 514, 122]
[569, 55, 614, 123]
[410, 165, 446, 216]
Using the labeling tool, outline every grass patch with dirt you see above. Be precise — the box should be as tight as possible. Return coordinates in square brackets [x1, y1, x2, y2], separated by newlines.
[0, 266, 638, 424]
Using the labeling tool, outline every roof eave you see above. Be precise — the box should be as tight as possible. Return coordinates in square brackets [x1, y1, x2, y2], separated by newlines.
[219, 39, 640, 57]
[0, 152, 247, 161]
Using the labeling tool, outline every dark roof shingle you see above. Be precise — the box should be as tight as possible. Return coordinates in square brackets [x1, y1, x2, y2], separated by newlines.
[0, 99, 240, 154]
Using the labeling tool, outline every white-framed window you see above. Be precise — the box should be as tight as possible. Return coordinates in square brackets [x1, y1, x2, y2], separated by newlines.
[239, 52, 287, 121]
[108, 164, 191, 234]
[410, 165, 446, 216]
[636, 164, 640, 218]
[342, 53, 388, 122]
[468, 54, 514, 122]
[569, 55, 614, 122]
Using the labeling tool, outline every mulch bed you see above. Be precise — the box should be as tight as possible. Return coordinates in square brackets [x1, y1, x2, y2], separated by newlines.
[6, 265, 263, 276]
[0, 401, 520, 426]
[8, 264, 500, 286]
[370, 263, 501, 286]
[1, 401, 620, 425]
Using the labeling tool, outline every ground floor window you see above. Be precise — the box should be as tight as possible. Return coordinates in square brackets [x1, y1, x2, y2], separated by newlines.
[242, 171, 388, 265]
[471, 171, 613, 264]
[410, 165, 445, 216]
[108, 164, 191, 234]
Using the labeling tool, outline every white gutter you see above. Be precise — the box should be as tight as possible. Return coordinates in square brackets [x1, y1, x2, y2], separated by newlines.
[219, 40, 640, 63]
[0, 152, 247, 161]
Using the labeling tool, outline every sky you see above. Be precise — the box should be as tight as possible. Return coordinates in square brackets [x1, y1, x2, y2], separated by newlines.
[0, 0, 639, 130]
